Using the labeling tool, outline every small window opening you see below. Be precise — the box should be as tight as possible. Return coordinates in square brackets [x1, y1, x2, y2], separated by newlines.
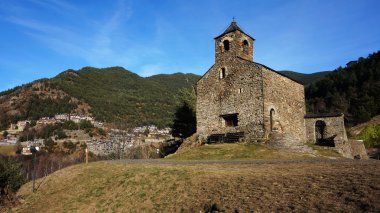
[243, 40, 249, 54]
[270, 109, 275, 131]
[222, 114, 238, 127]
[220, 67, 226, 79]
[223, 40, 230, 51]
[238, 88, 242, 94]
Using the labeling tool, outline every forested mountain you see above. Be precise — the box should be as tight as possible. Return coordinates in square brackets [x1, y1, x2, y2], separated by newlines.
[306, 51, 380, 126]
[278, 70, 331, 85]
[52, 67, 199, 127]
[0, 67, 199, 130]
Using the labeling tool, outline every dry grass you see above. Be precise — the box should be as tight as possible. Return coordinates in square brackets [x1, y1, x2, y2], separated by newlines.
[0, 145, 16, 156]
[167, 143, 315, 160]
[14, 160, 380, 212]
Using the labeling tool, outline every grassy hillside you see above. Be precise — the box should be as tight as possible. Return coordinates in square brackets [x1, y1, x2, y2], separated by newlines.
[348, 115, 380, 148]
[14, 160, 380, 212]
[279, 70, 331, 85]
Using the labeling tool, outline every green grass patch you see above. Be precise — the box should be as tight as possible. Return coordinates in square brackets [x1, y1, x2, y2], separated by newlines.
[306, 143, 342, 158]
[165, 143, 309, 160]
[354, 124, 380, 148]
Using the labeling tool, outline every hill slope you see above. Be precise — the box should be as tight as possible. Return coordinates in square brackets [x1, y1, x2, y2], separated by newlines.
[279, 70, 331, 85]
[0, 67, 199, 130]
[0, 79, 90, 130]
[14, 160, 380, 212]
[52, 67, 199, 127]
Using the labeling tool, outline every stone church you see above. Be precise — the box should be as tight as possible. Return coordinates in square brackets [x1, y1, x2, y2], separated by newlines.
[196, 20, 368, 158]
[197, 20, 306, 142]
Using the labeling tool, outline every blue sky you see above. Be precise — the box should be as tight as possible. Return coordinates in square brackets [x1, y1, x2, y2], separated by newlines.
[0, 0, 380, 91]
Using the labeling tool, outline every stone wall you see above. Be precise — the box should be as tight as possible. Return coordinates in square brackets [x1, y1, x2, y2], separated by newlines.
[196, 57, 264, 141]
[304, 114, 347, 143]
[335, 140, 369, 159]
[197, 28, 307, 142]
[215, 30, 254, 62]
[262, 67, 306, 142]
[197, 29, 267, 141]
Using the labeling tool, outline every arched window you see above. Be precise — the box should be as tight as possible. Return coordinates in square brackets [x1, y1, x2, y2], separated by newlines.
[270, 109, 275, 131]
[242, 40, 249, 54]
[220, 67, 226, 79]
[223, 40, 230, 51]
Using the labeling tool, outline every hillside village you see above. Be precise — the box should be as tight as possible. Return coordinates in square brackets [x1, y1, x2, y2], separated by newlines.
[0, 113, 172, 156]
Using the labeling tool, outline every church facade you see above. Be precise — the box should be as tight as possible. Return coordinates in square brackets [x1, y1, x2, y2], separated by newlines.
[196, 20, 306, 142]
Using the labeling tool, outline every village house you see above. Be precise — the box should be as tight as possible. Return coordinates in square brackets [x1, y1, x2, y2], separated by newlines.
[16, 120, 31, 131]
[37, 117, 57, 125]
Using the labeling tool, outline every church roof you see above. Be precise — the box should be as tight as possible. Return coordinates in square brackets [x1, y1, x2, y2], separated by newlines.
[236, 56, 304, 85]
[304, 113, 344, 119]
[214, 20, 255, 40]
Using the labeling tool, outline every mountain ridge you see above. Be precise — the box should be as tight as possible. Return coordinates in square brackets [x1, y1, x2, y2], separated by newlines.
[278, 70, 331, 85]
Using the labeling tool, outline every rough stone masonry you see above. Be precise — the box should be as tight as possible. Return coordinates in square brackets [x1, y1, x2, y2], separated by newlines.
[196, 20, 367, 159]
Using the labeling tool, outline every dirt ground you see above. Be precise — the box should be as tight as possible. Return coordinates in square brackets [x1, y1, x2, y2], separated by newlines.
[13, 160, 380, 213]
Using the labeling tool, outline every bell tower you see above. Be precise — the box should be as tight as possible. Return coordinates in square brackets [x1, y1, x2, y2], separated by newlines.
[214, 20, 255, 62]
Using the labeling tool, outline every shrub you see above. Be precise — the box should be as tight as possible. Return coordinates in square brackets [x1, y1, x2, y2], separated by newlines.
[0, 156, 25, 205]
[3, 131, 8, 138]
[97, 128, 106, 136]
[79, 120, 93, 130]
[55, 129, 68, 140]
[355, 124, 380, 148]
[63, 141, 76, 153]
[44, 138, 56, 153]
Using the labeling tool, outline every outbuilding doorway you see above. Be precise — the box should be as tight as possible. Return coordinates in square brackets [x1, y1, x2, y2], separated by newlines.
[315, 120, 334, 147]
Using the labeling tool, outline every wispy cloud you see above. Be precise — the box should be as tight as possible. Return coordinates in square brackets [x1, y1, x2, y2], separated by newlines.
[3, 0, 149, 69]
[27, 0, 80, 14]
[89, 0, 133, 63]
[7, 16, 67, 34]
